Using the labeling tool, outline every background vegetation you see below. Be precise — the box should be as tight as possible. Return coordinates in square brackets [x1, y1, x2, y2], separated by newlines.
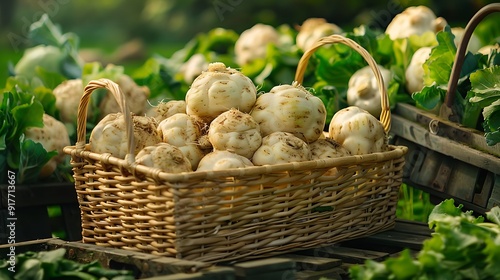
[0, 0, 497, 81]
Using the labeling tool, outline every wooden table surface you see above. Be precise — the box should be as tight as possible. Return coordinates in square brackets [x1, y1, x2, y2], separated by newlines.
[1, 218, 432, 280]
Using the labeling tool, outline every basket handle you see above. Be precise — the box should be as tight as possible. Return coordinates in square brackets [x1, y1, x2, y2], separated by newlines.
[75, 78, 135, 164]
[294, 34, 391, 133]
[441, 3, 500, 120]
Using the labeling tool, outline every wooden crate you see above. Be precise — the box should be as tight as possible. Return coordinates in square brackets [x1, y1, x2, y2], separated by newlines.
[389, 103, 500, 215]
[0, 182, 82, 243]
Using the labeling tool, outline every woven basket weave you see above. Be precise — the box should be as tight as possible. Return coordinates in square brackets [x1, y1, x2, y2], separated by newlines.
[64, 35, 408, 264]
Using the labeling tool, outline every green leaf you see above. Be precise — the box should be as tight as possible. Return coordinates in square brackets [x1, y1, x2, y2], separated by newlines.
[422, 26, 457, 87]
[28, 13, 64, 47]
[17, 137, 57, 184]
[468, 66, 500, 145]
[384, 249, 420, 278]
[486, 207, 500, 226]
[349, 259, 390, 280]
[56, 270, 98, 280]
[484, 129, 500, 146]
[483, 235, 500, 276]
[351, 198, 500, 279]
[82, 62, 124, 85]
[468, 66, 500, 107]
[411, 85, 446, 112]
[34, 65, 68, 90]
[15, 259, 43, 280]
[38, 248, 66, 263]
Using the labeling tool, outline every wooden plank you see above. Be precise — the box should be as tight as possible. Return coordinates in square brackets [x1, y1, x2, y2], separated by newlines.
[392, 219, 432, 237]
[304, 246, 390, 264]
[473, 171, 495, 208]
[43, 239, 215, 278]
[394, 103, 500, 157]
[488, 197, 500, 209]
[413, 149, 439, 189]
[445, 161, 479, 202]
[354, 229, 429, 251]
[279, 254, 342, 271]
[232, 258, 295, 278]
[295, 267, 345, 280]
[488, 175, 500, 209]
[0, 239, 235, 280]
[391, 114, 500, 174]
[141, 267, 236, 280]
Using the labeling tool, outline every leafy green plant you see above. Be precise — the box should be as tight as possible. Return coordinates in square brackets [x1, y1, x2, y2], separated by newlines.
[0, 89, 55, 184]
[0, 248, 135, 280]
[350, 199, 500, 280]
[13, 13, 83, 84]
[412, 26, 500, 145]
[468, 64, 500, 145]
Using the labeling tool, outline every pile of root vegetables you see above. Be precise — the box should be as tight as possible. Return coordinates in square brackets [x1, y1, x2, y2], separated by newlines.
[89, 61, 386, 173]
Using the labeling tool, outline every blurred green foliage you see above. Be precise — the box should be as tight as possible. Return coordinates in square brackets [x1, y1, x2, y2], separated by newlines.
[2, 0, 499, 47]
[0, 0, 499, 87]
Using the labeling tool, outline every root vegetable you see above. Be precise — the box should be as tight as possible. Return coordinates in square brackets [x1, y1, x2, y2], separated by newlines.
[478, 44, 500, 55]
[99, 74, 150, 119]
[328, 106, 387, 155]
[52, 79, 84, 124]
[185, 62, 257, 123]
[135, 143, 192, 173]
[89, 113, 161, 158]
[180, 53, 209, 84]
[250, 82, 326, 143]
[309, 137, 351, 176]
[208, 108, 262, 159]
[157, 113, 206, 170]
[309, 137, 351, 160]
[147, 100, 186, 123]
[197, 150, 254, 171]
[347, 65, 392, 117]
[405, 47, 432, 94]
[451, 27, 482, 53]
[235, 23, 280, 66]
[477, 43, 500, 55]
[24, 113, 71, 178]
[385, 6, 447, 40]
[296, 18, 343, 52]
[14, 45, 83, 80]
[196, 150, 256, 209]
[252, 131, 311, 165]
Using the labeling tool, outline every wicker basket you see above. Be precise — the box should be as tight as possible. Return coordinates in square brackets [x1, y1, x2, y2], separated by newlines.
[63, 35, 408, 264]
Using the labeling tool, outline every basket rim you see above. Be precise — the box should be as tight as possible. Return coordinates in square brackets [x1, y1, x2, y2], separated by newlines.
[63, 144, 407, 182]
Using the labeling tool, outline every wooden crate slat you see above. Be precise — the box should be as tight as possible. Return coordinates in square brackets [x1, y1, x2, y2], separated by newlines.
[279, 253, 342, 271]
[394, 103, 500, 158]
[390, 114, 500, 174]
[232, 258, 295, 277]
[295, 267, 345, 280]
[304, 246, 390, 264]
